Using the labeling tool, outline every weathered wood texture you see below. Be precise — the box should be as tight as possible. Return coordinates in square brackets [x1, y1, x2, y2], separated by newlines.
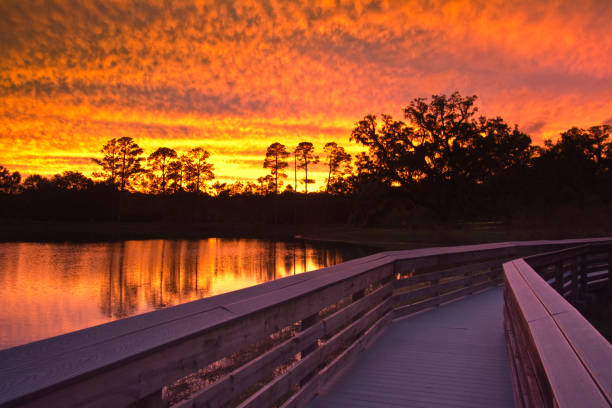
[308, 287, 516, 408]
[524, 242, 612, 302]
[504, 245, 612, 408]
[1, 237, 611, 408]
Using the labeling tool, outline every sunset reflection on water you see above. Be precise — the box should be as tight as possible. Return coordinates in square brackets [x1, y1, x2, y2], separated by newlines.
[0, 239, 369, 350]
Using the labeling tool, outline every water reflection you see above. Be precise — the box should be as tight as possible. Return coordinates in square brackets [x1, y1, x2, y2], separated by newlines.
[0, 239, 370, 350]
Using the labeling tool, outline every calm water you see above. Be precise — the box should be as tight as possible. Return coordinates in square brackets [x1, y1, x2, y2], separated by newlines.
[0, 239, 373, 350]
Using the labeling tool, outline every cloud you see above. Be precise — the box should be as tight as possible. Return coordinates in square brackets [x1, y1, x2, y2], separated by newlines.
[0, 0, 610, 185]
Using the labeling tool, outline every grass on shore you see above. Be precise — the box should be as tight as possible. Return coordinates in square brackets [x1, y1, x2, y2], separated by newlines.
[2, 219, 612, 250]
[296, 222, 612, 250]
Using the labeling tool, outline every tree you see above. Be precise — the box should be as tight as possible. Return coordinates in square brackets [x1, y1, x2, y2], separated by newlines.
[22, 174, 48, 191]
[167, 154, 189, 193]
[92, 139, 120, 185]
[294, 142, 319, 194]
[50, 171, 93, 191]
[256, 175, 275, 195]
[263, 142, 290, 195]
[534, 125, 611, 200]
[92, 137, 144, 191]
[351, 92, 533, 217]
[0, 165, 21, 193]
[147, 147, 177, 193]
[323, 142, 351, 193]
[211, 181, 229, 197]
[184, 147, 214, 193]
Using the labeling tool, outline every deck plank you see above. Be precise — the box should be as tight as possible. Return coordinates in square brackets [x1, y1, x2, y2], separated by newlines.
[308, 287, 515, 408]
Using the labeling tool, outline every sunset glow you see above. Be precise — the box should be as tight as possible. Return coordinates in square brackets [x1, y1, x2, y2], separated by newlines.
[0, 239, 348, 349]
[1, 0, 611, 186]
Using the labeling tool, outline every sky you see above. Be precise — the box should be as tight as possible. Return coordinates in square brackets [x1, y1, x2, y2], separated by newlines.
[1, 0, 611, 188]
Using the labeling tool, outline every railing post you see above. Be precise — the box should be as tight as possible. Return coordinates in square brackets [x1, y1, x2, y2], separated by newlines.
[578, 253, 587, 300]
[299, 312, 320, 386]
[570, 258, 579, 302]
[351, 288, 366, 322]
[608, 250, 612, 293]
[555, 261, 564, 294]
[300, 313, 319, 358]
[430, 276, 440, 298]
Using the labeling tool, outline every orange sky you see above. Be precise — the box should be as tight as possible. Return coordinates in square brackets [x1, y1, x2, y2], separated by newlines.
[1, 0, 611, 188]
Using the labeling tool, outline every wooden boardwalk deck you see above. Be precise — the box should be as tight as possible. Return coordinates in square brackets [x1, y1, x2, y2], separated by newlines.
[308, 286, 515, 408]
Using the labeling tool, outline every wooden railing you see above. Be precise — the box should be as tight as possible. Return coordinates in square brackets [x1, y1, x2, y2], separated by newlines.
[504, 243, 612, 408]
[1, 238, 611, 408]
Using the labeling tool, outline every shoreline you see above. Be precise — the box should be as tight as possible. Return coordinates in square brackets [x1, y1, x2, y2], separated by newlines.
[0, 220, 297, 244]
[3, 220, 612, 250]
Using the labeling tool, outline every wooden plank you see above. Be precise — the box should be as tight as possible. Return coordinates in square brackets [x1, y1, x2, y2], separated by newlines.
[0, 264, 394, 407]
[0, 306, 238, 407]
[321, 283, 392, 335]
[505, 258, 612, 407]
[0, 258, 389, 372]
[504, 291, 547, 408]
[504, 305, 534, 408]
[310, 286, 516, 408]
[393, 246, 517, 277]
[512, 259, 574, 316]
[527, 316, 609, 407]
[393, 279, 497, 318]
[503, 262, 550, 323]
[3, 238, 612, 408]
[587, 270, 610, 280]
[524, 245, 590, 269]
[587, 279, 610, 291]
[553, 309, 612, 405]
[280, 309, 393, 408]
[394, 269, 501, 305]
[236, 299, 392, 408]
[0, 297, 222, 371]
[175, 283, 393, 408]
[394, 257, 505, 288]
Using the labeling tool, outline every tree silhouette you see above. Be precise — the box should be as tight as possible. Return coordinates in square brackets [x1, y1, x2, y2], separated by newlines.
[50, 171, 93, 191]
[211, 181, 229, 197]
[21, 174, 48, 191]
[92, 139, 120, 185]
[0, 165, 21, 193]
[92, 137, 144, 191]
[256, 175, 275, 195]
[263, 142, 290, 194]
[534, 125, 611, 202]
[184, 147, 214, 193]
[295, 142, 319, 194]
[167, 154, 189, 193]
[148, 147, 178, 193]
[323, 142, 351, 193]
[351, 92, 533, 217]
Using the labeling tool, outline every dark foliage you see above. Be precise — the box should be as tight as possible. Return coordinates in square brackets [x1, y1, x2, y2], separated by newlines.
[1, 93, 610, 227]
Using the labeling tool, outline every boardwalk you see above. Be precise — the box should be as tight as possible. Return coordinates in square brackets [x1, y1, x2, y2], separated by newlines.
[3, 239, 609, 407]
[308, 287, 515, 408]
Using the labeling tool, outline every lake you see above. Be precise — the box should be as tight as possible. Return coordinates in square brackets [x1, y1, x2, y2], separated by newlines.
[0, 238, 374, 350]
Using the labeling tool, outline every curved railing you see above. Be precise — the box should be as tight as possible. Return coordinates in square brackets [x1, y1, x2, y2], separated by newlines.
[1, 238, 610, 408]
[504, 243, 612, 408]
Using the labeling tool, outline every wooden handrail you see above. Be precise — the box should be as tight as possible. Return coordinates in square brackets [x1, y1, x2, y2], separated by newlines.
[1, 237, 612, 408]
[504, 245, 612, 408]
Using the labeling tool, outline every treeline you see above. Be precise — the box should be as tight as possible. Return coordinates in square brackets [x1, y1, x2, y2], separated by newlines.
[1, 92, 611, 226]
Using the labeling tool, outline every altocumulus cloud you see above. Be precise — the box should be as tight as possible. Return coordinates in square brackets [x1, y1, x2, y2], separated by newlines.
[0, 0, 610, 184]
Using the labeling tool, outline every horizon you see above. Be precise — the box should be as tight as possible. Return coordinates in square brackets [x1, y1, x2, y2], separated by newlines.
[1, 0, 611, 187]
